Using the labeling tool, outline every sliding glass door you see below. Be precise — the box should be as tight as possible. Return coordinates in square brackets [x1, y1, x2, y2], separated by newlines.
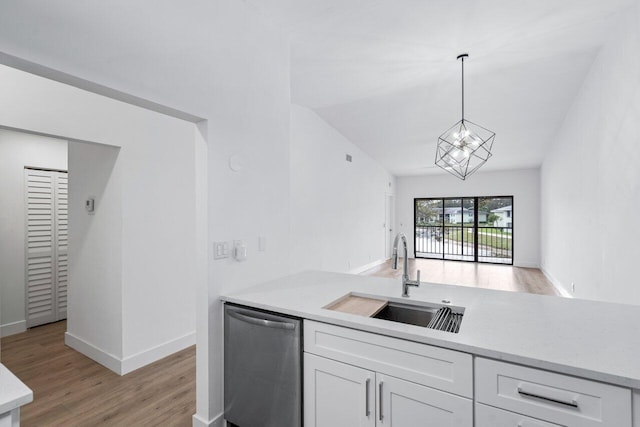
[414, 196, 513, 264]
[477, 196, 513, 263]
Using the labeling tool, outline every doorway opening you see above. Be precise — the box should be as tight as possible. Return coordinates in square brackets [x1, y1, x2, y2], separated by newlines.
[0, 129, 69, 338]
[414, 196, 513, 265]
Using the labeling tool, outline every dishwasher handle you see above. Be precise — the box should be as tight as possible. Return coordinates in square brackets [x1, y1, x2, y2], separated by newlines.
[227, 308, 296, 330]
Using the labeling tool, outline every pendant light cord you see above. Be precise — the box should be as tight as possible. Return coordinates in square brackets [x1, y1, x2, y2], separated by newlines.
[461, 55, 465, 121]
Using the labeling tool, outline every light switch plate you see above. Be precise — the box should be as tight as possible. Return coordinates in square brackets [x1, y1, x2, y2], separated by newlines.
[213, 241, 230, 260]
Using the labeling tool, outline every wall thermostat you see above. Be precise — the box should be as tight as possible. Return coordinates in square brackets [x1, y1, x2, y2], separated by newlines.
[86, 198, 95, 214]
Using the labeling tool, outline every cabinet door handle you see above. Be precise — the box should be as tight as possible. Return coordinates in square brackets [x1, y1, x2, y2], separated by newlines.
[378, 380, 384, 421]
[517, 386, 578, 408]
[365, 378, 370, 417]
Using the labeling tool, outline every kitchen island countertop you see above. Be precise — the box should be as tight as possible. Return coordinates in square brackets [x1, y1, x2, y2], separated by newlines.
[221, 270, 640, 389]
[0, 363, 33, 416]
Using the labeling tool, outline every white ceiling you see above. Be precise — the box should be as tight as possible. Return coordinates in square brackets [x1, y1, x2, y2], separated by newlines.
[247, 0, 634, 175]
[0, 0, 634, 176]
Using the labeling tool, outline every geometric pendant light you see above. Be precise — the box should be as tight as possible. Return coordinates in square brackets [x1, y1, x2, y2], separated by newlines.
[435, 54, 496, 180]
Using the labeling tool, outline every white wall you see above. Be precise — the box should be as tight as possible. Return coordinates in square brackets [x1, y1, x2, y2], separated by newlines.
[0, 64, 198, 375]
[0, 129, 67, 338]
[203, 11, 291, 425]
[396, 168, 541, 268]
[541, 3, 640, 305]
[290, 104, 394, 274]
[67, 142, 123, 363]
[0, 2, 292, 423]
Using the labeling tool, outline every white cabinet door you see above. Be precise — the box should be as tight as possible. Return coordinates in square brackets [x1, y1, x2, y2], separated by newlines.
[304, 353, 375, 427]
[377, 374, 472, 427]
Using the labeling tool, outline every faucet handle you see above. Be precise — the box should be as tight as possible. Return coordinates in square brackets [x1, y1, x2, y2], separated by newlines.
[416, 269, 421, 286]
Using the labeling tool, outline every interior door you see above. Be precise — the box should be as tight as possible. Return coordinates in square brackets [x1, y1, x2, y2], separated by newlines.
[55, 172, 68, 319]
[25, 168, 68, 328]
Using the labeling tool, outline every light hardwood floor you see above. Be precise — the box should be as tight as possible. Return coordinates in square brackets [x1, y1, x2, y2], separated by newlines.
[0, 321, 195, 426]
[361, 258, 559, 296]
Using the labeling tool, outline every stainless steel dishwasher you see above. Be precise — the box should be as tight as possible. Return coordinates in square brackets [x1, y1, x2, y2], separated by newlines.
[224, 303, 302, 427]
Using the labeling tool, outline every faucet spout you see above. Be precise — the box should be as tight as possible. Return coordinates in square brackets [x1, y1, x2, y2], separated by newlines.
[391, 232, 420, 297]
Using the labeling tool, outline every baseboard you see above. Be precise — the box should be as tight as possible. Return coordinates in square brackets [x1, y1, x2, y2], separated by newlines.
[121, 331, 196, 375]
[514, 261, 540, 268]
[0, 320, 27, 338]
[192, 412, 224, 427]
[65, 331, 122, 374]
[349, 258, 388, 275]
[540, 266, 573, 298]
[65, 330, 196, 376]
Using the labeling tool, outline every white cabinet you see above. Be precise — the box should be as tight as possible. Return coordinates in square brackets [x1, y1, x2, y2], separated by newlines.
[303, 321, 635, 427]
[378, 373, 472, 426]
[476, 403, 564, 427]
[304, 353, 472, 427]
[475, 357, 631, 427]
[304, 320, 473, 397]
[304, 321, 473, 427]
[304, 353, 375, 427]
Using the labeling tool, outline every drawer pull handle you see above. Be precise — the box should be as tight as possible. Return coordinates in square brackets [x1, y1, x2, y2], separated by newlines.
[517, 386, 578, 408]
[365, 378, 370, 417]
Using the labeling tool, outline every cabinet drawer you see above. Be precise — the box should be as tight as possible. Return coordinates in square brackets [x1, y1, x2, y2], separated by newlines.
[304, 320, 472, 397]
[476, 403, 565, 427]
[475, 358, 631, 427]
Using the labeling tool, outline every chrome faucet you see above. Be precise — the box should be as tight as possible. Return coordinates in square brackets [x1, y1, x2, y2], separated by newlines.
[392, 232, 420, 297]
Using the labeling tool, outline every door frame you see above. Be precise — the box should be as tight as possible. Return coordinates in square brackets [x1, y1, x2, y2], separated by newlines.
[413, 195, 514, 265]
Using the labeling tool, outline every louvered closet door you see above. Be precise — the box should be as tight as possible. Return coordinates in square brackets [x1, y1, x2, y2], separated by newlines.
[55, 173, 68, 319]
[25, 169, 68, 328]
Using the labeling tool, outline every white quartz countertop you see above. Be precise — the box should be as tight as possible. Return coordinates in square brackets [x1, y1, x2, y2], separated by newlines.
[221, 270, 640, 389]
[0, 364, 33, 414]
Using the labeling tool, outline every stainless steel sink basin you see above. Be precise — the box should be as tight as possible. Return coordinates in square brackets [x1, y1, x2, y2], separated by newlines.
[373, 302, 438, 327]
[373, 302, 464, 333]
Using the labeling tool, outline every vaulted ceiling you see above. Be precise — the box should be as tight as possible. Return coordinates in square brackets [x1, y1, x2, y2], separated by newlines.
[247, 0, 634, 175]
[0, 0, 634, 176]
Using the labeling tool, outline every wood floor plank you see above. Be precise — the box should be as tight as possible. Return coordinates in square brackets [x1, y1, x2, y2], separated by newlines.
[361, 258, 559, 296]
[1, 321, 195, 426]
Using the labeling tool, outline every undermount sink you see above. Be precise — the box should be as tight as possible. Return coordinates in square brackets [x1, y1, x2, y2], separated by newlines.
[373, 302, 437, 327]
[325, 293, 465, 333]
[374, 302, 464, 333]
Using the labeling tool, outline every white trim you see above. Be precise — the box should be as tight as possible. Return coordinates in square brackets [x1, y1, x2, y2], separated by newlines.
[121, 331, 196, 375]
[192, 412, 224, 427]
[0, 320, 27, 338]
[541, 266, 573, 298]
[349, 258, 388, 275]
[513, 261, 539, 268]
[64, 331, 122, 374]
[65, 330, 196, 376]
